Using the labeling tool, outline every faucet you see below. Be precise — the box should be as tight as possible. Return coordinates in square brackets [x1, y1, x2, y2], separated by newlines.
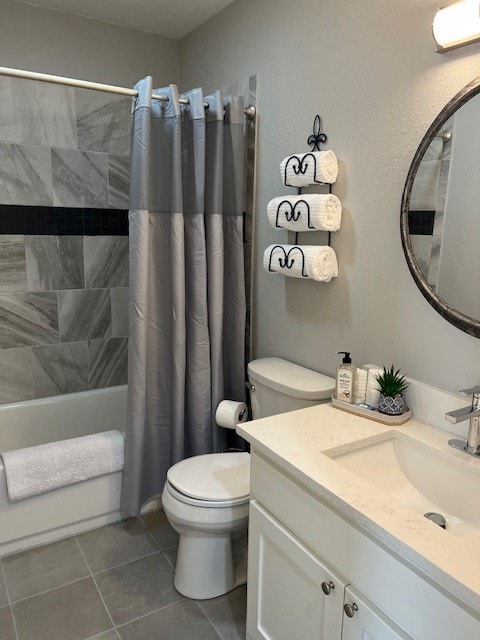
[445, 386, 480, 457]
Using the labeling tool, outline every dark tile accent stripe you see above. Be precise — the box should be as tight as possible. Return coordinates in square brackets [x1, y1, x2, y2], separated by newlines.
[408, 210, 435, 236]
[0, 205, 128, 236]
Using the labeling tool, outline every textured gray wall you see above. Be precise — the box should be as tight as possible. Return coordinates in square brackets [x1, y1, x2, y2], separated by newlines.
[0, 0, 179, 87]
[180, 0, 480, 393]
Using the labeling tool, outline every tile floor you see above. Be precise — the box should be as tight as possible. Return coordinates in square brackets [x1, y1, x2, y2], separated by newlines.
[0, 510, 247, 640]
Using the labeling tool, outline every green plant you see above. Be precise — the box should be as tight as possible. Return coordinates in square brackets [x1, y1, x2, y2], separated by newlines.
[375, 365, 409, 397]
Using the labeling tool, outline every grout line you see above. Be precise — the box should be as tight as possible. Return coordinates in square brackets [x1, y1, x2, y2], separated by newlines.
[137, 514, 165, 552]
[84, 629, 121, 640]
[197, 587, 248, 640]
[161, 545, 178, 571]
[1, 558, 20, 640]
[138, 508, 175, 552]
[8, 573, 91, 605]
[194, 600, 224, 640]
[90, 549, 161, 577]
[137, 514, 181, 568]
[114, 597, 185, 632]
[73, 536, 117, 632]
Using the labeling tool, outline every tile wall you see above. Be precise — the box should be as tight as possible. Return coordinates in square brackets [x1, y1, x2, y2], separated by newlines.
[0, 235, 128, 402]
[0, 78, 130, 208]
[0, 75, 256, 403]
[0, 77, 131, 403]
[409, 121, 452, 290]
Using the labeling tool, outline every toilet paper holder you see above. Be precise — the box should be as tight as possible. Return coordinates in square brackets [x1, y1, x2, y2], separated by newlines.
[215, 399, 249, 429]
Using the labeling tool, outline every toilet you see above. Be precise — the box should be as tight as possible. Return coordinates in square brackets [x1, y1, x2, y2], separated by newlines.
[161, 357, 335, 599]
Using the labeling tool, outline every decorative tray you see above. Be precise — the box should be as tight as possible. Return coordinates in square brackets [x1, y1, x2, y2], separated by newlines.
[331, 395, 411, 425]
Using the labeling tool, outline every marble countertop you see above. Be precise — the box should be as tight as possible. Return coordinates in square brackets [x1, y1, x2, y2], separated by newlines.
[238, 403, 480, 614]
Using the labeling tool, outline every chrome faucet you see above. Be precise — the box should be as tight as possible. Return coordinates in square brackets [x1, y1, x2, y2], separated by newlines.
[445, 386, 480, 457]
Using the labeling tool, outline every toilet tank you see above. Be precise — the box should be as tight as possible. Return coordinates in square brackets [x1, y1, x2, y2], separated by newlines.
[247, 357, 335, 419]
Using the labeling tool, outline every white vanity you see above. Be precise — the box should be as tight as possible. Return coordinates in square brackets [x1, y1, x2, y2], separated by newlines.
[238, 404, 480, 640]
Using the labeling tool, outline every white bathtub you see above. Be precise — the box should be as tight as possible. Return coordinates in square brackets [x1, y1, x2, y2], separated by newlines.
[0, 386, 127, 557]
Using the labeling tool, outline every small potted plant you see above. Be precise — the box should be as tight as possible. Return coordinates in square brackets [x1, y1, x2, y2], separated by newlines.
[375, 365, 409, 416]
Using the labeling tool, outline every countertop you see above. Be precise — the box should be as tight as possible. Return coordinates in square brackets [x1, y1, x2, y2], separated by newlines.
[237, 403, 480, 615]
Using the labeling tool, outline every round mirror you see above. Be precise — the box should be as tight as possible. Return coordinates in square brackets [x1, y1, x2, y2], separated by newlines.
[401, 77, 480, 337]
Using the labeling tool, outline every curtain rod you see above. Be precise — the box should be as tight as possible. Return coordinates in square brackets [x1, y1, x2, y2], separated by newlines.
[0, 66, 256, 120]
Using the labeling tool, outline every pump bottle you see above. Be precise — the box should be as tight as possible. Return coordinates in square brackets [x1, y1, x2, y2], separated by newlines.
[336, 352, 356, 404]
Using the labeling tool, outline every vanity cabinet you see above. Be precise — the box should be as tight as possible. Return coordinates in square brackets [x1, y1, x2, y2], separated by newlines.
[247, 500, 410, 640]
[341, 586, 410, 640]
[247, 500, 346, 639]
[246, 452, 480, 640]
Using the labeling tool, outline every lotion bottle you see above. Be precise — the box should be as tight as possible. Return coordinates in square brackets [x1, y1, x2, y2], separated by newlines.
[336, 352, 356, 403]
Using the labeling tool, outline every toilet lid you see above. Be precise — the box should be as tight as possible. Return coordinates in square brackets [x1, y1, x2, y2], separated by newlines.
[167, 452, 250, 502]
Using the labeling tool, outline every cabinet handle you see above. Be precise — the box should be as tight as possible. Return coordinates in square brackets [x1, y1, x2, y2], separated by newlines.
[321, 581, 335, 595]
[343, 602, 359, 618]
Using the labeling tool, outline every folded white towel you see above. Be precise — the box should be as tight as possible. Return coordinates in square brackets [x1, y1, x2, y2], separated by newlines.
[267, 193, 342, 232]
[280, 150, 338, 187]
[1, 430, 124, 502]
[365, 368, 383, 407]
[263, 244, 338, 282]
[354, 368, 368, 405]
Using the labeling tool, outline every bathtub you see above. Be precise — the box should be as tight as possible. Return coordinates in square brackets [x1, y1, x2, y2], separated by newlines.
[0, 386, 127, 557]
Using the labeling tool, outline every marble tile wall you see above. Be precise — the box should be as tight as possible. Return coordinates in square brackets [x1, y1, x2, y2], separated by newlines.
[0, 78, 131, 209]
[0, 78, 131, 403]
[0, 235, 128, 403]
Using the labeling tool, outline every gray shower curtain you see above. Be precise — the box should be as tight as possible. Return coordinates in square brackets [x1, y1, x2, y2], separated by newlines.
[121, 78, 246, 516]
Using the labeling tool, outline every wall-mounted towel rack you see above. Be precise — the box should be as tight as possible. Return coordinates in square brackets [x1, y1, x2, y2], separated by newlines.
[264, 114, 340, 282]
[293, 114, 332, 247]
[267, 245, 309, 276]
[293, 183, 333, 247]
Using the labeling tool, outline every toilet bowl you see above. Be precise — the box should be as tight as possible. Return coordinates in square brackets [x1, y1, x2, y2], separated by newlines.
[161, 452, 250, 599]
[162, 357, 336, 600]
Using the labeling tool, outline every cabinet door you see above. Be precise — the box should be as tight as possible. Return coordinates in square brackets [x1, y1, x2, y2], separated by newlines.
[247, 501, 346, 640]
[341, 586, 412, 640]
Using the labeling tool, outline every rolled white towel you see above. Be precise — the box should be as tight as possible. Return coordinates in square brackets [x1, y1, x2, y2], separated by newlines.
[280, 150, 338, 187]
[263, 244, 338, 282]
[267, 193, 342, 232]
[1, 430, 124, 502]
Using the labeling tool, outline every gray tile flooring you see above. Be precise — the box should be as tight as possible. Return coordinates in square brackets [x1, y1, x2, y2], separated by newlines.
[0, 510, 247, 640]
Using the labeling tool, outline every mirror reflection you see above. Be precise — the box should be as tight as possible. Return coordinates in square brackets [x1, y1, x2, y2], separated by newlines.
[408, 93, 480, 321]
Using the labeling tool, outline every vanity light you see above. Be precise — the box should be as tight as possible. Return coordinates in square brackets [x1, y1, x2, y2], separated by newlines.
[433, 0, 480, 52]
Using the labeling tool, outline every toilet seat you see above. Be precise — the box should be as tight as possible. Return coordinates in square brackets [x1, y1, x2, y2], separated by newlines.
[166, 452, 250, 508]
[165, 480, 249, 508]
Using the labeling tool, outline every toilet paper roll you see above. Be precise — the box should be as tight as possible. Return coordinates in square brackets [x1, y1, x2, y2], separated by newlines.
[215, 400, 248, 430]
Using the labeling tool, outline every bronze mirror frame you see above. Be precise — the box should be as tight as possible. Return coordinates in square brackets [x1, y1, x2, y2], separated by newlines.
[401, 76, 480, 338]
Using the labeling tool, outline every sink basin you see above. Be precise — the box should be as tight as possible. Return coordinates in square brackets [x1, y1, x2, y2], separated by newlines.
[328, 431, 480, 537]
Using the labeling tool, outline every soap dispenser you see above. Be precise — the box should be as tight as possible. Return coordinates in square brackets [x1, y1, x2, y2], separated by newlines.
[336, 352, 356, 404]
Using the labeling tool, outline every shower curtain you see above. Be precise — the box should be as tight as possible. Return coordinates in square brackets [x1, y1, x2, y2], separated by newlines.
[121, 78, 246, 516]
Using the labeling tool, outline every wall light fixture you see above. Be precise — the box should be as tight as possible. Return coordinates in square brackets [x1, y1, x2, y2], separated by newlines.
[433, 0, 480, 52]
